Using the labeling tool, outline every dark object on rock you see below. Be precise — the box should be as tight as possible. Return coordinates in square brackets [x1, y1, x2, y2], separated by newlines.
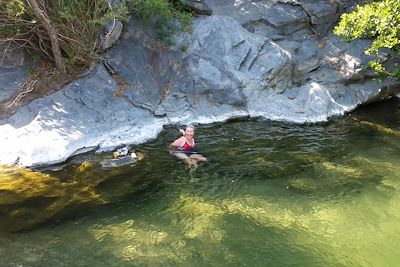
[100, 20, 123, 51]
[176, 0, 212, 16]
[101, 145, 137, 169]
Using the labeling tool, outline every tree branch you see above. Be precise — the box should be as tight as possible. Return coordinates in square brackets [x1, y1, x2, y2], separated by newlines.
[26, 0, 66, 72]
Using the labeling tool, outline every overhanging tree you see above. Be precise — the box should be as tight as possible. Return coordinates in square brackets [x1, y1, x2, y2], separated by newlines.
[0, 0, 191, 73]
[334, 0, 400, 79]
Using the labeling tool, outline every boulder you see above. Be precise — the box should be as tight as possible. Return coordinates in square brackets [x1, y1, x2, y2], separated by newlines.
[0, 65, 165, 166]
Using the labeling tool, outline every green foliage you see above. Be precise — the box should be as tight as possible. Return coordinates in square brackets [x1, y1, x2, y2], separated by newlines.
[0, 0, 191, 71]
[128, 0, 192, 43]
[47, 0, 130, 67]
[0, 0, 30, 37]
[334, 0, 400, 79]
[0, 0, 129, 70]
[4, 0, 26, 17]
[0, 26, 20, 35]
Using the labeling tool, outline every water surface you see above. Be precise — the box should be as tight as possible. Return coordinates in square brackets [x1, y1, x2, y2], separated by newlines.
[1, 99, 400, 266]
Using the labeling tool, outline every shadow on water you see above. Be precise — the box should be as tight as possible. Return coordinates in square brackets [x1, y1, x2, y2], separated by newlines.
[1, 98, 400, 266]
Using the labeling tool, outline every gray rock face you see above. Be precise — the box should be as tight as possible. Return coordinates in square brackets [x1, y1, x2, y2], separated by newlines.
[0, 44, 31, 102]
[1, 66, 165, 166]
[0, 66, 28, 102]
[0, 0, 399, 166]
[264, 3, 308, 35]
[205, 0, 275, 25]
[301, 0, 339, 33]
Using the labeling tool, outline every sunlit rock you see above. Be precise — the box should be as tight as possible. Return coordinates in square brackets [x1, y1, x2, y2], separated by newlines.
[287, 177, 317, 192]
[170, 194, 225, 240]
[223, 196, 302, 229]
[222, 196, 342, 236]
[88, 220, 191, 264]
[353, 118, 400, 137]
[350, 156, 400, 190]
[318, 161, 362, 180]
[292, 152, 324, 164]
[76, 161, 93, 174]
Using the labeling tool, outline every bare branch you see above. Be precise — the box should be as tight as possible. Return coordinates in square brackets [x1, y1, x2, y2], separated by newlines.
[26, 0, 66, 72]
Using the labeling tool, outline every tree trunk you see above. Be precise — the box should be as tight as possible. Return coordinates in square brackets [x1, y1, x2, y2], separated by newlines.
[26, 0, 66, 72]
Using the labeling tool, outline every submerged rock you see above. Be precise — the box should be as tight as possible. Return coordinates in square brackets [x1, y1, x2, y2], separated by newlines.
[0, 163, 148, 232]
[0, 165, 68, 231]
[0, 0, 399, 167]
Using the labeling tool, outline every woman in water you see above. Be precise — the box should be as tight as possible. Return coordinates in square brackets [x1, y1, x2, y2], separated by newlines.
[169, 125, 207, 168]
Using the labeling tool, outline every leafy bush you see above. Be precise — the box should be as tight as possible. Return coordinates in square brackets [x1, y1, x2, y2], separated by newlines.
[334, 0, 400, 79]
[1, 0, 128, 71]
[0, 0, 191, 72]
[128, 0, 192, 43]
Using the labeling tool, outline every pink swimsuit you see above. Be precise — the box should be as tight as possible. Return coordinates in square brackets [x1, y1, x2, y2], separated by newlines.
[180, 138, 195, 150]
[176, 138, 196, 155]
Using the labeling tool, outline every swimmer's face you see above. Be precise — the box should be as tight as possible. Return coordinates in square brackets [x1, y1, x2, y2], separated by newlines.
[185, 127, 194, 138]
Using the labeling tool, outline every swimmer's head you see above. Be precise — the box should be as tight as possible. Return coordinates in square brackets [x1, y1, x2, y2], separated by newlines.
[184, 124, 195, 137]
[186, 124, 195, 131]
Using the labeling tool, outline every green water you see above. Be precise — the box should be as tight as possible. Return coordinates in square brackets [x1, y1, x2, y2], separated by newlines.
[1, 99, 400, 266]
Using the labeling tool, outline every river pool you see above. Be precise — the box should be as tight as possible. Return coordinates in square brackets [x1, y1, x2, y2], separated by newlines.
[1, 99, 400, 267]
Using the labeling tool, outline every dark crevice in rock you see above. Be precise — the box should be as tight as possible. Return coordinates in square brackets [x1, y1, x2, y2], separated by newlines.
[120, 94, 154, 112]
[248, 41, 266, 71]
[232, 39, 246, 49]
[277, 0, 321, 37]
[238, 47, 253, 72]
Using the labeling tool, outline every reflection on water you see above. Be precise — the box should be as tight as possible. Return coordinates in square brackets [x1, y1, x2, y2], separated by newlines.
[1, 99, 400, 266]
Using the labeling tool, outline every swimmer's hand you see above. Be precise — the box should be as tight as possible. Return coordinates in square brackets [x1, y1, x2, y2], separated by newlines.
[179, 129, 185, 135]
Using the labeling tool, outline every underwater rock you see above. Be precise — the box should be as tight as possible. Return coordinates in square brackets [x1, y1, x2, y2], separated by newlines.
[0, 166, 67, 232]
[287, 177, 318, 193]
[0, 164, 147, 232]
[1, 1, 400, 167]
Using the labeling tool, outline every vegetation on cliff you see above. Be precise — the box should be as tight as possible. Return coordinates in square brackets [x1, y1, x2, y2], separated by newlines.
[334, 0, 400, 79]
[0, 0, 191, 73]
